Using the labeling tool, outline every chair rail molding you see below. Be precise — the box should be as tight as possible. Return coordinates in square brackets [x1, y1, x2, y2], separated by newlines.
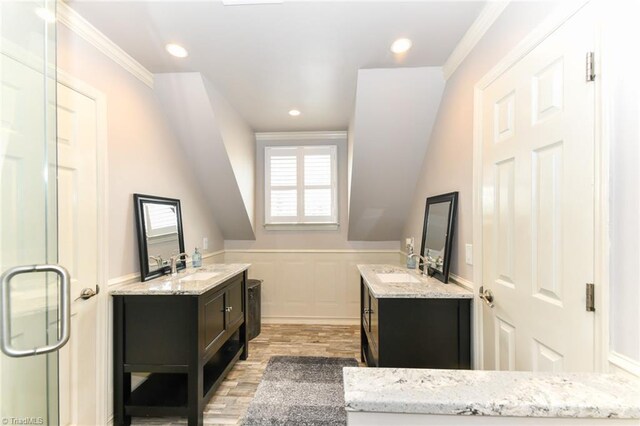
[57, 2, 154, 88]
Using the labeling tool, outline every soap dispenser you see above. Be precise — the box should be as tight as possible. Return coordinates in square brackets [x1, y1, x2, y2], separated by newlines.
[192, 247, 202, 268]
[406, 238, 417, 269]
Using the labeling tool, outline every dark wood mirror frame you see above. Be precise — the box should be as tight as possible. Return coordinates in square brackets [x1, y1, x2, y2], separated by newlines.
[133, 193, 186, 282]
[420, 191, 459, 283]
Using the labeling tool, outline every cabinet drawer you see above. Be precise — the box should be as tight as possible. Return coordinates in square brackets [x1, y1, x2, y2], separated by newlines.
[203, 291, 226, 352]
[226, 277, 244, 328]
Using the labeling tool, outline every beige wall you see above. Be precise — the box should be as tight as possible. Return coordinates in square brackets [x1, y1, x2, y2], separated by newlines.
[402, 2, 559, 281]
[225, 134, 399, 250]
[57, 26, 224, 280]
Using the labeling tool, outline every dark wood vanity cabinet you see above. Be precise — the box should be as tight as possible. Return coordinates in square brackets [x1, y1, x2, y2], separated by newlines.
[113, 272, 248, 426]
[361, 278, 471, 369]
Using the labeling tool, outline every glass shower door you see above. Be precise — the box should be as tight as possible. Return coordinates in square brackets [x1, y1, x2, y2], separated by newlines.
[0, 1, 66, 424]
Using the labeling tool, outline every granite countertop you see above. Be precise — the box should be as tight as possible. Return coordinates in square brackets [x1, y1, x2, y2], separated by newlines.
[343, 367, 640, 419]
[110, 263, 250, 296]
[358, 264, 472, 299]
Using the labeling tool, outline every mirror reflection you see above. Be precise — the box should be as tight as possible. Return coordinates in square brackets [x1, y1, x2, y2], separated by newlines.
[144, 203, 180, 273]
[420, 192, 458, 283]
[424, 201, 451, 273]
[134, 194, 185, 281]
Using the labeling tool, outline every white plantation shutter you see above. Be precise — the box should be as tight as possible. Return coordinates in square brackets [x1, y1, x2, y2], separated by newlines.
[145, 204, 178, 237]
[265, 145, 337, 224]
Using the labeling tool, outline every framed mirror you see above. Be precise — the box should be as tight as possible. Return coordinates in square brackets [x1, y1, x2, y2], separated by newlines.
[134, 194, 186, 282]
[420, 192, 458, 283]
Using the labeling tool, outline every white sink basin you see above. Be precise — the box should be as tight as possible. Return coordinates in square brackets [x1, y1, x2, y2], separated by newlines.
[376, 273, 420, 283]
[179, 272, 220, 282]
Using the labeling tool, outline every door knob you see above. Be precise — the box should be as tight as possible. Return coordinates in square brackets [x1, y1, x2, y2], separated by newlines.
[76, 285, 99, 301]
[479, 286, 494, 308]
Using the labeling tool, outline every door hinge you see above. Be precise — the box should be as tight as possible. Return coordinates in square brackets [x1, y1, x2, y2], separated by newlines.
[586, 283, 595, 312]
[586, 52, 596, 82]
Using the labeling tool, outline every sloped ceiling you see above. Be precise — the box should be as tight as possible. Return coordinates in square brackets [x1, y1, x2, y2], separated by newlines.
[68, 1, 484, 131]
[348, 67, 445, 241]
[155, 72, 255, 240]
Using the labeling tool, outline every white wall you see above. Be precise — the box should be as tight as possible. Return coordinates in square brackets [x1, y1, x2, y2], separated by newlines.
[154, 73, 255, 240]
[402, 2, 560, 281]
[57, 26, 225, 280]
[348, 67, 445, 241]
[203, 79, 256, 230]
[604, 3, 640, 368]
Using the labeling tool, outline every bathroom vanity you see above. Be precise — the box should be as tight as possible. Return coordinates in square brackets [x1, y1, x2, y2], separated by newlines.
[359, 264, 472, 369]
[111, 263, 250, 426]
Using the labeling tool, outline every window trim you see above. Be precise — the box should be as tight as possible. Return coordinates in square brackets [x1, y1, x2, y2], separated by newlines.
[264, 145, 338, 226]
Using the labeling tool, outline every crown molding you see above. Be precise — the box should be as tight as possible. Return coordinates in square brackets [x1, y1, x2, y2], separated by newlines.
[442, 1, 510, 81]
[255, 131, 347, 141]
[57, 2, 154, 88]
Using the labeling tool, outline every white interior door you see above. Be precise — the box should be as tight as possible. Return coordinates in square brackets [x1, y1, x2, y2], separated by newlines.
[56, 81, 101, 426]
[481, 4, 596, 372]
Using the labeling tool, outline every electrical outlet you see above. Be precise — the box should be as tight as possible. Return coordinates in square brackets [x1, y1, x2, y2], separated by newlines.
[465, 244, 473, 265]
[202, 237, 209, 250]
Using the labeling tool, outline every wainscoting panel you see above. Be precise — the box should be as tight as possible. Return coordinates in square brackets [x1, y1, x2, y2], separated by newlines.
[224, 250, 402, 324]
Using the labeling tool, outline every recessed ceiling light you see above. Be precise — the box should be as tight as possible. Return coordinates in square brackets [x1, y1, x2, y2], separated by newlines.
[35, 7, 56, 23]
[288, 109, 301, 117]
[166, 43, 189, 58]
[390, 38, 412, 54]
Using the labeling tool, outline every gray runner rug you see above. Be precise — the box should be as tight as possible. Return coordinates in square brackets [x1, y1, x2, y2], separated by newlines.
[242, 356, 358, 426]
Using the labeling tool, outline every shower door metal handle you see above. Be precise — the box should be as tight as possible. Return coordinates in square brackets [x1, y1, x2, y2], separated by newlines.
[1, 264, 71, 357]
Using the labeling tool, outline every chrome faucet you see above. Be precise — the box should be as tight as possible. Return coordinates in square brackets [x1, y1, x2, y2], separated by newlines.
[408, 253, 429, 276]
[169, 253, 189, 275]
[149, 255, 164, 269]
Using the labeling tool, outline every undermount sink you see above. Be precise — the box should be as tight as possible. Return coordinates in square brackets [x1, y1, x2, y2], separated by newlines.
[376, 273, 420, 283]
[179, 272, 220, 282]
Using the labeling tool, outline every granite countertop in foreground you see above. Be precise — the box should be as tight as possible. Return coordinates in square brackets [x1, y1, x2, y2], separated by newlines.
[343, 367, 640, 419]
[358, 264, 472, 299]
[110, 263, 250, 296]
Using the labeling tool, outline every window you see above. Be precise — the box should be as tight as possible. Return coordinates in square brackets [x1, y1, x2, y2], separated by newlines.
[265, 145, 338, 225]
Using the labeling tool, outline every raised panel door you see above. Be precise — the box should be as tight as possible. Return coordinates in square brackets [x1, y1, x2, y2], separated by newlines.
[204, 291, 226, 352]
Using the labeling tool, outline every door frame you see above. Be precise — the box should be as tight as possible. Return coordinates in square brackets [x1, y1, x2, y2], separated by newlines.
[471, 0, 609, 372]
[56, 68, 109, 424]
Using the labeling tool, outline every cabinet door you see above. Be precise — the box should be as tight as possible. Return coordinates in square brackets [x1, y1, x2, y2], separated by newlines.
[203, 290, 226, 352]
[226, 277, 244, 329]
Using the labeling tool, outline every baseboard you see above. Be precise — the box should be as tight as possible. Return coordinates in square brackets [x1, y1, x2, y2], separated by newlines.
[609, 351, 640, 378]
[263, 316, 360, 326]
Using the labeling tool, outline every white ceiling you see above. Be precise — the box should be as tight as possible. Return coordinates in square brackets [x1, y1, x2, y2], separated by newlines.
[69, 1, 485, 132]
